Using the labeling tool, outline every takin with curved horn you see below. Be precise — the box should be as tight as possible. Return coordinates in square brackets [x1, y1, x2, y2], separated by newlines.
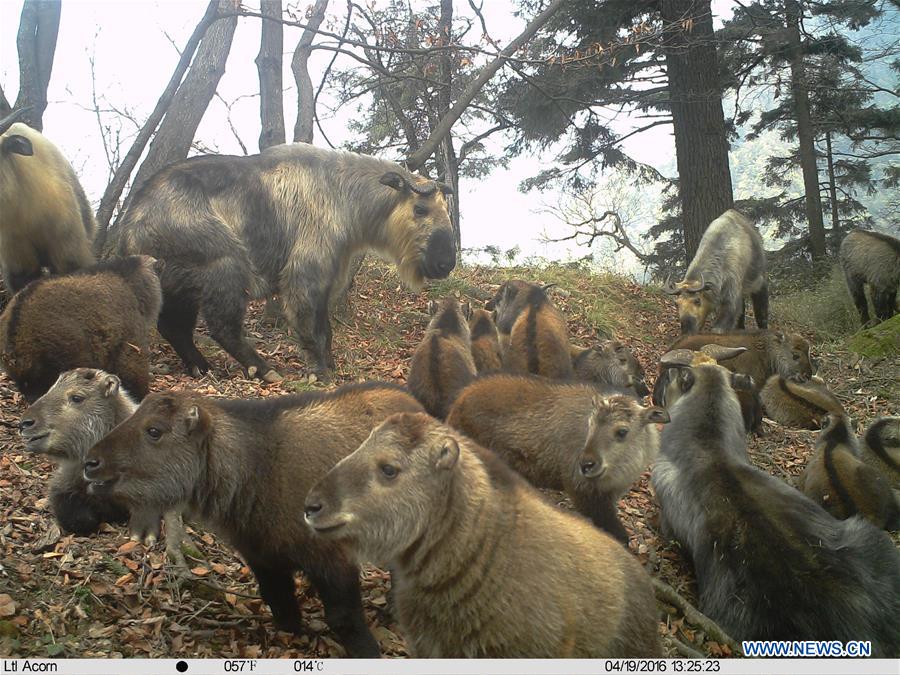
[665, 210, 768, 335]
[0, 115, 96, 292]
[111, 144, 455, 382]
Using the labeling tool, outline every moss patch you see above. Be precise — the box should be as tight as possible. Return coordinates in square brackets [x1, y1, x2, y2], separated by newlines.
[846, 314, 900, 358]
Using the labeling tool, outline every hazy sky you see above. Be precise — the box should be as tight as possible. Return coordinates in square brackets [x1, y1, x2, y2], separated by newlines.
[0, 0, 725, 271]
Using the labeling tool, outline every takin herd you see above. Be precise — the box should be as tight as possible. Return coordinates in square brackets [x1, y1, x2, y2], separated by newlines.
[1, 109, 900, 659]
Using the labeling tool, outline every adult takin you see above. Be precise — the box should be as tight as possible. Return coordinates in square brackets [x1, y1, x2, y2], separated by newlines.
[446, 373, 666, 541]
[485, 280, 572, 379]
[304, 412, 661, 658]
[0, 109, 96, 292]
[651, 347, 900, 654]
[839, 228, 899, 325]
[82, 382, 424, 657]
[663, 210, 768, 334]
[467, 308, 503, 373]
[407, 296, 477, 419]
[18, 369, 185, 558]
[860, 417, 900, 495]
[798, 415, 898, 531]
[111, 143, 455, 382]
[759, 375, 843, 429]
[0, 256, 162, 402]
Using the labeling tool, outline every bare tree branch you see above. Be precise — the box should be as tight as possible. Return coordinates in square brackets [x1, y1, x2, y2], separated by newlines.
[257, 0, 286, 149]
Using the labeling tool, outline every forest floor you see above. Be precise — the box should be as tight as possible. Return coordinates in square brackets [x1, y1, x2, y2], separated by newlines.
[1, 259, 897, 659]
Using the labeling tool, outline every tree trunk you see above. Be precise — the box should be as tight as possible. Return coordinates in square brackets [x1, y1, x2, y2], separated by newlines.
[785, 0, 826, 259]
[436, 0, 461, 251]
[292, 0, 329, 143]
[128, 0, 239, 195]
[659, 0, 734, 265]
[825, 130, 839, 239]
[93, 0, 223, 251]
[10, 0, 61, 130]
[256, 0, 285, 150]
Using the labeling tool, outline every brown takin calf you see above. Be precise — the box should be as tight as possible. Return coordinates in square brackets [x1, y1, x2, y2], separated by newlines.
[760, 375, 843, 429]
[304, 412, 661, 657]
[798, 415, 898, 531]
[83, 383, 424, 657]
[467, 308, 502, 373]
[446, 374, 667, 542]
[571, 340, 650, 397]
[486, 280, 573, 379]
[18, 368, 186, 559]
[862, 417, 899, 495]
[407, 296, 477, 418]
[0, 256, 162, 402]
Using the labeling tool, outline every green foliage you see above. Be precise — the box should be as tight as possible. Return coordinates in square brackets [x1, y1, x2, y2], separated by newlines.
[847, 313, 900, 358]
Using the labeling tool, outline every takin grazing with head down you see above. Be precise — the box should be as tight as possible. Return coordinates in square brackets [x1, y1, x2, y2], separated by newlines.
[111, 143, 455, 382]
[571, 340, 650, 398]
[0, 256, 162, 402]
[304, 412, 661, 658]
[0, 109, 96, 292]
[406, 296, 477, 418]
[651, 347, 900, 655]
[759, 374, 843, 429]
[18, 368, 185, 557]
[82, 382, 425, 657]
[663, 210, 768, 335]
[485, 280, 572, 379]
[839, 228, 900, 325]
[446, 373, 666, 542]
[797, 415, 898, 531]
[467, 308, 503, 373]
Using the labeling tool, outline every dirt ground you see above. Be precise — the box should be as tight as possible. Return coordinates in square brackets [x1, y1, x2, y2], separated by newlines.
[1, 260, 897, 658]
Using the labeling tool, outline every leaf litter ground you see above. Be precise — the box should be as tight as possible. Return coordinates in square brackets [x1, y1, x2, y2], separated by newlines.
[1, 260, 897, 658]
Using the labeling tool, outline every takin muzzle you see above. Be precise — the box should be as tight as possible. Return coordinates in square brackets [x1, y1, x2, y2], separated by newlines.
[421, 227, 456, 280]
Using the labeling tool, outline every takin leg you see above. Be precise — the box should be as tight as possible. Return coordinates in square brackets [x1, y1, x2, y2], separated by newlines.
[111, 344, 151, 400]
[873, 285, 897, 323]
[3, 245, 42, 293]
[736, 297, 747, 329]
[751, 283, 769, 329]
[711, 293, 743, 333]
[570, 487, 629, 543]
[199, 258, 276, 381]
[845, 272, 870, 325]
[305, 560, 381, 657]
[157, 291, 211, 377]
[246, 560, 303, 635]
[282, 265, 335, 377]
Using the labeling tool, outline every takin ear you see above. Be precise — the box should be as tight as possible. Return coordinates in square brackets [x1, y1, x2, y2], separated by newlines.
[644, 406, 670, 425]
[460, 302, 472, 320]
[435, 437, 460, 471]
[379, 171, 409, 192]
[102, 375, 122, 399]
[730, 373, 754, 391]
[677, 368, 695, 392]
[427, 299, 439, 316]
[2, 134, 33, 156]
[185, 405, 211, 436]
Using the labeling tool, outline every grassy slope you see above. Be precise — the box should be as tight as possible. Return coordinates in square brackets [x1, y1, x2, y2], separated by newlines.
[0, 259, 896, 658]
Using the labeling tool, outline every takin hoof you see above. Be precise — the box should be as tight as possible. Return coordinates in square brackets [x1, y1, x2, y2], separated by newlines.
[248, 366, 283, 383]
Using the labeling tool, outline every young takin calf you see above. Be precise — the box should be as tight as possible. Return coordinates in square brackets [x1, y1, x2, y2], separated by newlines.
[798, 414, 898, 531]
[486, 280, 573, 379]
[759, 375, 843, 429]
[19, 369, 185, 559]
[305, 412, 661, 658]
[571, 340, 650, 398]
[407, 296, 476, 418]
[0, 256, 161, 402]
[652, 347, 900, 655]
[447, 374, 666, 542]
[83, 383, 424, 657]
[467, 308, 503, 373]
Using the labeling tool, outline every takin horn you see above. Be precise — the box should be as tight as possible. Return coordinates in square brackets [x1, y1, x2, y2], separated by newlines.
[659, 349, 696, 367]
[662, 276, 680, 295]
[0, 106, 34, 136]
[699, 344, 748, 362]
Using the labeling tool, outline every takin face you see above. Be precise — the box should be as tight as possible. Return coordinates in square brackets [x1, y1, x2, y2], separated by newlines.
[379, 172, 456, 288]
[578, 395, 668, 487]
[83, 393, 209, 509]
[484, 280, 536, 334]
[20, 369, 133, 461]
[305, 412, 458, 566]
[663, 277, 716, 336]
